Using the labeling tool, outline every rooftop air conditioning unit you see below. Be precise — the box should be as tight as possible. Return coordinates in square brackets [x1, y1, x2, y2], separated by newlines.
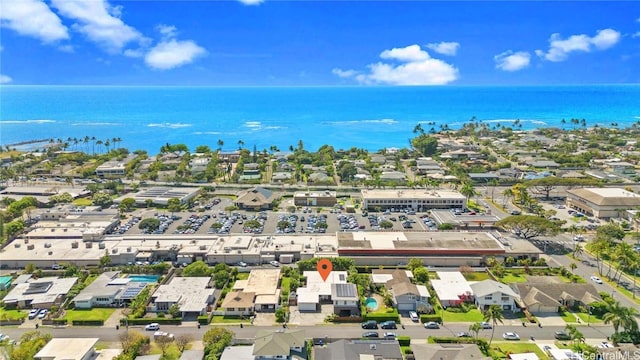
[126, 247, 131, 252]
[112, 248, 118, 254]
[27, 244, 35, 250]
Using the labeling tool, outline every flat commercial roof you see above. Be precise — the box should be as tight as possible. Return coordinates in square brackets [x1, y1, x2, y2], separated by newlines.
[4, 277, 78, 305]
[337, 231, 504, 254]
[361, 189, 465, 200]
[567, 187, 640, 206]
[34, 338, 98, 360]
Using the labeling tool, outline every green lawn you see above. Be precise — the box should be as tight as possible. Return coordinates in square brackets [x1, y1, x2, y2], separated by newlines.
[211, 315, 251, 323]
[493, 342, 548, 360]
[73, 198, 93, 206]
[281, 277, 291, 292]
[560, 311, 578, 323]
[149, 342, 182, 360]
[61, 308, 115, 321]
[499, 273, 528, 283]
[236, 272, 250, 280]
[442, 309, 484, 322]
[0, 307, 27, 321]
[463, 272, 491, 281]
[575, 312, 603, 324]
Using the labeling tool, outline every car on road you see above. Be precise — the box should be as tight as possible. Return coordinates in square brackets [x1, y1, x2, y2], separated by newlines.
[362, 331, 379, 338]
[590, 276, 603, 284]
[383, 332, 397, 339]
[37, 309, 48, 319]
[424, 321, 440, 329]
[269, 260, 280, 267]
[361, 320, 378, 329]
[0, 333, 9, 342]
[145, 323, 160, 331]
[380, 321, 397, 329]
[456, 332, 472, 338]
[409, 311, 419, 322]
[503, 332, 520, 340]
[554, 331, 571, 340]
[237, 261, 248, 267]
[479, 321, 492, 329]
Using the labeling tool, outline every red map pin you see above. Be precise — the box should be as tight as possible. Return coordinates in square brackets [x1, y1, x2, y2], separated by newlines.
[317, 259, 332, 282]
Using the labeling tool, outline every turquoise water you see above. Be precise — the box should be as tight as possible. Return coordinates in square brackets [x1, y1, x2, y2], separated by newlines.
[0, 276, 12, 289]
[1, 85, 639, 153]
[128, 275, 159, 283]
[365, 297, 378, 310]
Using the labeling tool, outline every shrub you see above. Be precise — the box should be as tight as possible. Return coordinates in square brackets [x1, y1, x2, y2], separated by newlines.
[397, 336, 411, 346]
[364, 313, 400, 322]
[420, 314, 442, 324]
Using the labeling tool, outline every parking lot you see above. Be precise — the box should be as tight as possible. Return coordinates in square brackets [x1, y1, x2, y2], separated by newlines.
[108, 200, 438, 237]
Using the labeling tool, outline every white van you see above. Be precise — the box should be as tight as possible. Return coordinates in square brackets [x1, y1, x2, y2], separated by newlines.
[409, 311, 419, 322]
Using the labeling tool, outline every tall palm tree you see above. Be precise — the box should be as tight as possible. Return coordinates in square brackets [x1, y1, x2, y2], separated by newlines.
[468, 322, 482, 340]
[603, 301, 625, 335]
[502, 188, 514, 208]
[483, 304, 504, 346]
[460, 182, 477, 205]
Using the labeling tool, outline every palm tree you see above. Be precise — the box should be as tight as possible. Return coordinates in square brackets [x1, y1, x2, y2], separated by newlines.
[237, 139, 244, 150]
[569, 262, 577, 273]
[217, 139, 224, 152]
[603, 301, 626, 335]
[460, 182, 477, 205]
[483, 304, 504, 346]
[489, 179, 499, 202]
[502, 188, 514, 208]
[469, 322, 482, 340]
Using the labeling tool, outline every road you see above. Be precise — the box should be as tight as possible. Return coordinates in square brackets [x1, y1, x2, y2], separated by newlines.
[0, 322, 614, 344]
[549, 234, 639, 310]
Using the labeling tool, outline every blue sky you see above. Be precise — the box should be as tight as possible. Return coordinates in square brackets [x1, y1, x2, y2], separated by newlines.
[1, 1, 639, 85]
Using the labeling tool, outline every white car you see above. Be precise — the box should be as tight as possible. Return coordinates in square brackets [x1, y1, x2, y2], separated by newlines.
[479, 321, 492, 329]
[590, 276, 603, 284]
[409, 311, 419, 322]
[145, 323, 160, 331]
[269, 260, 280, 267]
[503, 332, 520, 340]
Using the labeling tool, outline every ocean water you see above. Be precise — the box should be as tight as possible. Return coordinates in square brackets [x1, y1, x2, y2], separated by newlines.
[1, 85, 639, 154]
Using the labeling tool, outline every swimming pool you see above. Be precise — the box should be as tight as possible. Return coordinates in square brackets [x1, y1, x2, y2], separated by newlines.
[365, 297, 379, 311]
[128, 275, 160, 283]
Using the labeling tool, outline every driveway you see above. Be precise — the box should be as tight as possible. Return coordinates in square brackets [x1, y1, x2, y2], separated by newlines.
[288, 305, 332, 326]
[535, 314, 566, 327]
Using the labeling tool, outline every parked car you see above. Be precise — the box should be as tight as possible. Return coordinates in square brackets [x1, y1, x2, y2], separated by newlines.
[361, 320, 378, 329]
[503, 332, 520, 340]
[554, 331, 571, 340]
[380, 321, 397, 329]
[37, 309, 48, 319]
[456, 332, 472, 338]
[145, 323, 160, 331]
[0, 333, 9, 342]
[409, 311, 419, 322]
[362, 331, 379, 338]
[28, 309, 40, 320]
[269, 260, 280, 267]
[479, 321, 492, 329]
[383, 332, 398, 339]
[424, 321, 440, 329]
[237, 261, 248, 267]
[590, 276, 603, 284]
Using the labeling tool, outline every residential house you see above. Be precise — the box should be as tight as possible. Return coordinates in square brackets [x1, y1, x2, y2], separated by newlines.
[271, 172, 292, 183]
[470, 280, 519, 311]
[308, 172, 332, 184]
[189, 156, 211, 175]
[512, 282, 602, 314]
[239, 163, 261, 182]
[381, 270, 430, 312]
[331, 283, 359, 316]
[253, 329, 306, 359]
[410, 343, 492, 360]
[314, 339, 403, 360]
[380, 171, 407, 184]
[430, 272, 474, 308]
[220, 291, 255, 317]
[179, 350, 205, 360]
[34, 338, 99, 360]
[3, 276, 77, 309]
[529, 160, 560, 169]
[221, 269, 281, 315]
[296, 271, 348, 312]
[149, 277, 215, 318]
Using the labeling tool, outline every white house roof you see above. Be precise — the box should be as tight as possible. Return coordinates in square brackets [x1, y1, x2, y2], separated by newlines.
[431, 272, 473, 302]
[152, 277, 213, 313]
[34, 338, 99, 360]
[470, 280, 519, 298]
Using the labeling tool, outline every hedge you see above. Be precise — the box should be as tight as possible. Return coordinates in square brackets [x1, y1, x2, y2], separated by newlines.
[198, 314, 212, 325]
[333, 316, 363, 323]
[46, 319, 68, 326]
[363, 313, 400, 322]
[120, 317, 182, 325]
[420, 314, 442, 324]
[72, 319, 104, 326]
[397, 336, 411, 346]
[428, 336, 477, 344]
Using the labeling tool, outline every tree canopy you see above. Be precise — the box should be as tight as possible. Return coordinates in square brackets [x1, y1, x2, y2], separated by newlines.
[495, 215, 560, 239]
[182, 260, 213, 277]
[410, 134, 438, 156]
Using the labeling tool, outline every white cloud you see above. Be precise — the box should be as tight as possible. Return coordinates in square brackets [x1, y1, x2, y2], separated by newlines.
[144, 39, 206, 70]
[51, 0, 142, 52]
[494, 51, 531, 72]
[237, 0, 264, 5]
[0, 0, 69, 43]
[123, 48, 144, 58]
[426, 41, 460, 56]
[0, 74, 12, 84]
[537, 28, 621, 62]
[334, 44, 458, 85]
[634, 32, 640, 38]
[156, 24, 177, 39]
[380, 44, 430, 62]
[332, 68, 359, 78]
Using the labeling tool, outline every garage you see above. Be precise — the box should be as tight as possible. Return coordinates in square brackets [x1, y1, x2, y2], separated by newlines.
[297, 290, 320, 312]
